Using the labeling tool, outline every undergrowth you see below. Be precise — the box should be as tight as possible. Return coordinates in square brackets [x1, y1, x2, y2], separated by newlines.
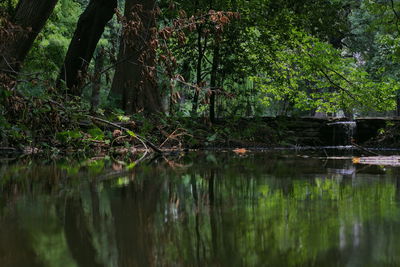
[0, 91, 279, 156]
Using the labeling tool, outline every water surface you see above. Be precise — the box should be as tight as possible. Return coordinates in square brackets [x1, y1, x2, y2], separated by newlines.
[1, 152, 400, 266]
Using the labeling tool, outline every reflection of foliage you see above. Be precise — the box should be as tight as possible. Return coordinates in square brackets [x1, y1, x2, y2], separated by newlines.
[1, 154, 400, 266]
[254, 178, 398, 266]
[153, 172, 400, 266]
[17, 199, 78, 267]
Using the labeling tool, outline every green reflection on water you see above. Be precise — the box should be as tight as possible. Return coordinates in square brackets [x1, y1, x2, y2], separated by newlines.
[0, 153, 400, 266]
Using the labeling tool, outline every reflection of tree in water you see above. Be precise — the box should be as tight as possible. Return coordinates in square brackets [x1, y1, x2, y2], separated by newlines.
[2, 155, 400, 266]
[109, 175, 162, 267]
[64, 195, 104, 267]
[0, 213, 42, 266]
[0, 162, 121, 267]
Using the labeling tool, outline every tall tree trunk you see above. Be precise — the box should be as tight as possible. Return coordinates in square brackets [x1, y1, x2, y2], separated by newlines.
[0, 0, 58, 87]
[57, 0, 117, 96]
[109, 0, 162, 114]
[209, 42, 220, 123]
[90, 47, 105, 113]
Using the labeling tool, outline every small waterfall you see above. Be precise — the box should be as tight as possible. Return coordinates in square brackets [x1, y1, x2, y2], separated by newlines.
[326, 121, 357, 146]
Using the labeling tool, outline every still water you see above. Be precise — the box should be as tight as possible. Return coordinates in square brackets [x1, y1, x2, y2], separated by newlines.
[1, 152, 400, 267]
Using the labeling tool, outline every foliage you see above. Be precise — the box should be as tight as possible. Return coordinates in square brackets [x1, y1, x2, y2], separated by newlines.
[21, 1, 82, 82]
[3, 0, 400, 150]
[252, 29, 399, 114]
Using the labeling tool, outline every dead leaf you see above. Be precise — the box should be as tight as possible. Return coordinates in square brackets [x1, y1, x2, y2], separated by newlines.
[113, 129, 122, 138]
[233, 148, 248, 154]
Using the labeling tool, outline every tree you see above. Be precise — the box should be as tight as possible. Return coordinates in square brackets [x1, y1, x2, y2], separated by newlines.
[209, 41, 220, 122]
[0, 0, 58, 88]
[110, 0, 162, 114]
[159, 0, 241, 118]
[346, 0, 400, 115]
[57, 0, 117, 96]
[90, 47, 105, 112]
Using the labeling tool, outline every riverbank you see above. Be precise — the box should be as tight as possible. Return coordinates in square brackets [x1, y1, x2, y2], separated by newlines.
[2, 114, 400, 157]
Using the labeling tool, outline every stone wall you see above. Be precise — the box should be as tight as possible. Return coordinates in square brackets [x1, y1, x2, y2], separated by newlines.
[270, 117, 398, 146]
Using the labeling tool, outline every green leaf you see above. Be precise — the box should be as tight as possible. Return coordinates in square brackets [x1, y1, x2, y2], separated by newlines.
[87, 127, 104, 141]
[127, 162, 136, 170]
[117, 115, 130, 122]
[56, 130, 82, 143]
[206, 133, 217, 142]
[126, 130, 137, 138]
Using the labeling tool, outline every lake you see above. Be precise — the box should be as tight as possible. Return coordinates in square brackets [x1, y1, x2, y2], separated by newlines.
[1, 151, 400, 266]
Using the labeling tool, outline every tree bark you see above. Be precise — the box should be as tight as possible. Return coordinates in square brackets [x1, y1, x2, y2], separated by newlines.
[58, 0, 117, 96]
[0, 0, 58, 87]
[109, 0, 162, 114]
[209, 42, 220, 123]
[90, 47, 105, 113]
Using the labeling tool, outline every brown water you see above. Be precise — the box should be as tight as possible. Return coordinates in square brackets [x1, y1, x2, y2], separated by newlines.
[1, 152, 400, 266]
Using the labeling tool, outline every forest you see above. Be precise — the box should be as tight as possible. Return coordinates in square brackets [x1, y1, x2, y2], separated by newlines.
[2, 0, 400, 153]
[4, 2, 400, 266]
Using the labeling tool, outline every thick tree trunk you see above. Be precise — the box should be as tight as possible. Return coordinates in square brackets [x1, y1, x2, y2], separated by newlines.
[0, 0, 58, 87]
[209, 43, 220, 123]
[110, 0, 162, 114]
[58, 0, 117, 96]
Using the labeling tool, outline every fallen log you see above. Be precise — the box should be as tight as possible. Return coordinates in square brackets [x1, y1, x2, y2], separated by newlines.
[353, 156, 400, 166]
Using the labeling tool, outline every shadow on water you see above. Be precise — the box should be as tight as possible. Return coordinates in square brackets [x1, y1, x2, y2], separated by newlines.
[1, 152, 400, 266]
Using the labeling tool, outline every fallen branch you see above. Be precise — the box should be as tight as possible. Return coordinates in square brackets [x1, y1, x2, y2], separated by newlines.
[159, 128, 192, 148]
[351, 141, 380, 156]
[0, 147, 17, 152]
[111, 135, 128, 147]
[87, 115, 162, 154]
